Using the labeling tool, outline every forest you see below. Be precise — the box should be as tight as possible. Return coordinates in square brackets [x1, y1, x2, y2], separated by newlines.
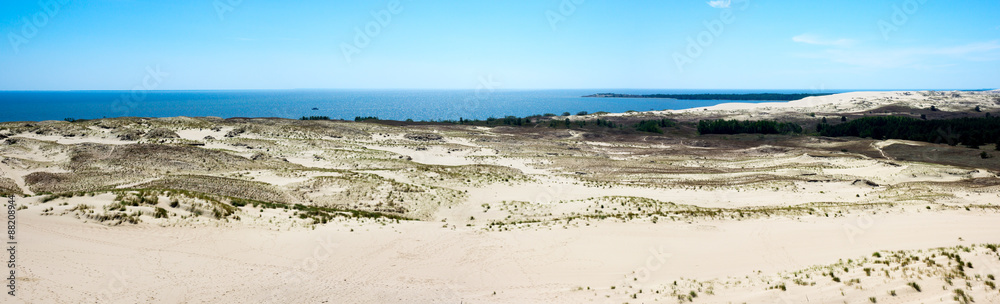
[817, 116, 1000, 149]
[697, 119, 804, 135]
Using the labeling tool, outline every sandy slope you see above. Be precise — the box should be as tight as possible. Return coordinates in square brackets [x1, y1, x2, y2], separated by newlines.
[12, 200, 1000, 303]
[606, 90, 1000, 122]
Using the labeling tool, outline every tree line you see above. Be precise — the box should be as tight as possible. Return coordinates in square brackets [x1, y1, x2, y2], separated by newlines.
[697, 119, 803, 135]
[817, 116, 1000, 149]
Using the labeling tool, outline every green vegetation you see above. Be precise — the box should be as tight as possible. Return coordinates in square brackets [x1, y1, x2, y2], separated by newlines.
[230, 196, 411, 222]
[584, 93, 834, 101]
[357, 111, 682, 135]
[87, 210, 143, 225]
[817, 116, 1000, 148]
[42, 191, 85, 203]
[483, 196, 899, 230]
[593, 119, 618, 128]
[449, 115, 607, 128]
[154, 207, 169, 218]
[44, 187, 413, 225]
[697, 119, 803, 135]
[354, 116, 379, 121]
[299, 116, 331, 120]
[635, 119, 676, 134]
[953, 288, 973, 304]
[464, 116, 530, 127]
[449, 115, 676, 133]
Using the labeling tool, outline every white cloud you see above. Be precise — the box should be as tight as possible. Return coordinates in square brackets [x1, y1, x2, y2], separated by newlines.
[707, 0, 730, 8]
[923, 41, 1000, 56]
[796, 40, 1000, 69]
[792, 34, 856, 47]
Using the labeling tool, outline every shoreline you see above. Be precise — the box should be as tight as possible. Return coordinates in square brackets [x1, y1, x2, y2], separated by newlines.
[2, 90, 996, 124]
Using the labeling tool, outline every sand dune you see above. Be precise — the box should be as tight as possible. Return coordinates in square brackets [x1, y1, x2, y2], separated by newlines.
[3, 90, 1000, 303]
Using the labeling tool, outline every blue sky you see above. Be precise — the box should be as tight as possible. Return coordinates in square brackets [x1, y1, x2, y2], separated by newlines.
[0, 0, 997, 90]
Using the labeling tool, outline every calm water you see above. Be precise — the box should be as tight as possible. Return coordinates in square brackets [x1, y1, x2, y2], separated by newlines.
[0, 89, 845, 122]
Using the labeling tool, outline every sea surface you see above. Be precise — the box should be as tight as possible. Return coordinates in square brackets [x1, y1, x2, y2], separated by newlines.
[0, 89, 847, 122]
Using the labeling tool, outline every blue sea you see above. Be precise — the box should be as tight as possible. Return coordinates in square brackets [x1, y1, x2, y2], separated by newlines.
[0, 89, 846, 123]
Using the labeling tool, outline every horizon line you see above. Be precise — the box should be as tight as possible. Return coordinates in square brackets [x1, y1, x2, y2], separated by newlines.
[0, 88, 996, 92]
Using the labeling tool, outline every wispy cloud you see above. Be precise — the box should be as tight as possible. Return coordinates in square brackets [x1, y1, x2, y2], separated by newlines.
[707, 0, 731, 9]
[796, 40, 1000, 69]
[232, 37, 301, 42]
[924, 41, 1000, 56]
[792, 34, 856, 47]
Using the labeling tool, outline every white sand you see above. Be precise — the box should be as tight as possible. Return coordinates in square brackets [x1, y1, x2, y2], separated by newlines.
[13, 200, 1000, 303]
[606, 90, 999, 122]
